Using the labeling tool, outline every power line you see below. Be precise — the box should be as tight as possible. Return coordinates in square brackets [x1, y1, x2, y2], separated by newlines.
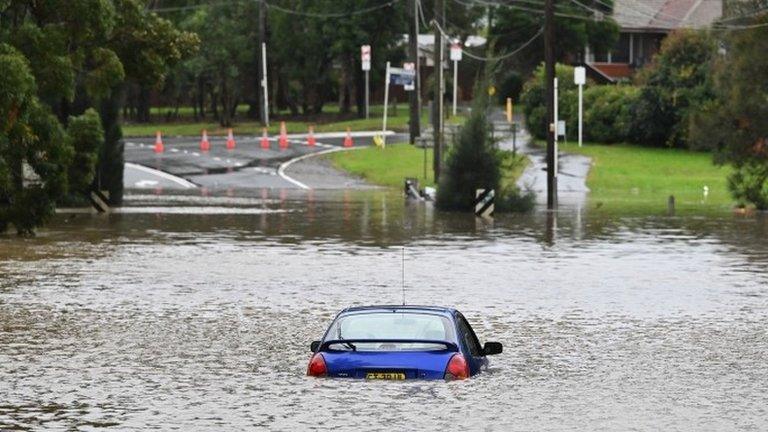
[263, 0, 401, 18]
[433, 19, 543, 61]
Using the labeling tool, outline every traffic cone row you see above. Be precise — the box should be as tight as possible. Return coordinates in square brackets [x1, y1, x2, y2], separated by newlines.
[152, 125, 355, 153]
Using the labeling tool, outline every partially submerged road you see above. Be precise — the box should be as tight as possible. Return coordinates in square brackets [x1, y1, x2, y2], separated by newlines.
[123, 132, 405, 191]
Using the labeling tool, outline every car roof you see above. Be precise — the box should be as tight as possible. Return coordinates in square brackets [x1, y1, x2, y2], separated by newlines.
[339, 305, 458, 317]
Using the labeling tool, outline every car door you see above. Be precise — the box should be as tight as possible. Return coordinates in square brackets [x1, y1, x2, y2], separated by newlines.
[455, 313, 488, 375]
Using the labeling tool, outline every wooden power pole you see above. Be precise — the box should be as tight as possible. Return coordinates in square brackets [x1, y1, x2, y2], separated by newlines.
[545, 0, 557, 209]
[433, 0, 444, 183]
[408, 0, 421, 144]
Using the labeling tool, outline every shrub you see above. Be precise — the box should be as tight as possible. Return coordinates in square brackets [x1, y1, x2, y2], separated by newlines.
[436, 93, 501, 211]
[520, 63, 577, 140]
[582, 85, 640, 143]
[728, 161, 768, 210]
[633, 30, 716, 147]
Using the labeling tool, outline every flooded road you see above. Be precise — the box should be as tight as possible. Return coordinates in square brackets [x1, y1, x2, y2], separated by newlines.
[1, 190, 767, 430]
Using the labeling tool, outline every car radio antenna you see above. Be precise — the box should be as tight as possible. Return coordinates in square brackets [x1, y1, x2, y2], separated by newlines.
[401, 247, 406, 305]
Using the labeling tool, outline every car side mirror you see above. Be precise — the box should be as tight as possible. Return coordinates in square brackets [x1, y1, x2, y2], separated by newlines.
[483, 342, 502, 355]
[310, 341, 321, 352]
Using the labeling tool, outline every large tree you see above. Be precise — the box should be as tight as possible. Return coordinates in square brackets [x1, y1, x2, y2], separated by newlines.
[690, 12, 768, 208]
[490, 0, 618, 76]
[0, 0, 196, 233]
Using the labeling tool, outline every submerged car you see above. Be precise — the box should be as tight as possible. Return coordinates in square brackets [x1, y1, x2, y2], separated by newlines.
[307, 305, 502, 380]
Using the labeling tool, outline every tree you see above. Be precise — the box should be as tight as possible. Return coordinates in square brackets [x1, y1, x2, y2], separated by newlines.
[490, 1, 618, 77]
[690, 12, 768, 208]
[0, 0, 196, 231]
[436, 84, 500, 211]
[0, 43, 73, 235]
[633, 30, 716, 148]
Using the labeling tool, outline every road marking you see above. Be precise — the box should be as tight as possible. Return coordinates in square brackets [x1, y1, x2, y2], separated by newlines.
[125, 162, 197, 189]
[277, 146, 363, 190]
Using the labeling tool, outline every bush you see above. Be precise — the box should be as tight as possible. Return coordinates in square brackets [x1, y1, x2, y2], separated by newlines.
[633, 30, 716, 148]
[436, 94, 501, 211]
[728, 161, 768, 210]
[582, 85, 640, 143]
[520, 63, 577, 140]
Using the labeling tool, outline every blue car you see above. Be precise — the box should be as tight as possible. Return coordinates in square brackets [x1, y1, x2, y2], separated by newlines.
[307, 305, 502, 380]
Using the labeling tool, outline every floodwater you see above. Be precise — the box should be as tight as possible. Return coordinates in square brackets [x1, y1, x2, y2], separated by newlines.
[1, 190, 767, 431]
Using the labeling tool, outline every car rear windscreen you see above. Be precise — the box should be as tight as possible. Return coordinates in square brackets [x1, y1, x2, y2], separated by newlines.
[325, 312, 456, 351]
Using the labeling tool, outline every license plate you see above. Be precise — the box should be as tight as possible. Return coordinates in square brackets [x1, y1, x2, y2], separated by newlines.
[365, 372, 406, 380]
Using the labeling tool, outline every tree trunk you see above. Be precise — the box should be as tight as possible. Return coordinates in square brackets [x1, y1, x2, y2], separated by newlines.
[98, 84, 125, 206]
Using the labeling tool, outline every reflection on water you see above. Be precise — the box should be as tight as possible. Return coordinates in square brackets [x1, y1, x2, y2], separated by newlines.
[2, 189, 768, 431]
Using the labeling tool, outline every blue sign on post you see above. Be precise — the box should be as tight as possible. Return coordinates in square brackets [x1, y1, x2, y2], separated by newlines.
[389, 67, 416, 87]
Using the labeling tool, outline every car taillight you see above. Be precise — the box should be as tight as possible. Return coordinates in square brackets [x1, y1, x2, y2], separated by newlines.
[444, 353, 470, 380]
[307, 353, 327, 377]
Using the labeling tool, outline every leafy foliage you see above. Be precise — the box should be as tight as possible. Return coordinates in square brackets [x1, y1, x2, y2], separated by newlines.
[632, 30, 716, 148]
[436, 92, 501, 211]
[690, 13, 768, 208]
[520, 63, 577, 140]
[490, 0, 618, 76]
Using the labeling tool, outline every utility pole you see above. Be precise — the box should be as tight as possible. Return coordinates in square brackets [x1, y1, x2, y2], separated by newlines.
[545, 0, 557, 209]
[408, 0, 420, 144]
[433, 0, 444, 182]
[258, 0, 268, 126]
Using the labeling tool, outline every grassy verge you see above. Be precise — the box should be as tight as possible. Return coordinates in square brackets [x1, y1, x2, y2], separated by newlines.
[328, 143, 436, 188]
[559, 141, 734, 212]
[123, 104, 464, 137]
[327, 143, 528, 190]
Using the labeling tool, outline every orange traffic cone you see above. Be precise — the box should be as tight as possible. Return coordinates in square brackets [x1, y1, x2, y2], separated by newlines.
[279, 121, 288, 149]
[260, 128, 270, 149]
[200, 129, 210, 151]
[307, 125, 316, 147]
[226, 128, 236, 150]
[343, 127, 353, 148]
[154, 131, 164, 153]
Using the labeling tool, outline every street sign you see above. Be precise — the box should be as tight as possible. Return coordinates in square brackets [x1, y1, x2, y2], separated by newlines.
[450, 41, 462, 61]
[389, 66, 415, 87]
[361, 45, 371, 71]
[403, 62, 415, 91]
[574, 66, 586, 85]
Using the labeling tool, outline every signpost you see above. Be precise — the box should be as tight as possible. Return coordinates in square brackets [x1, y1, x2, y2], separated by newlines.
[574, 66, 586, 147]
[261, 43, 269, 127]
[382, 62, 416, 147]
[450, 40, 462, 116]
[361, 45, 371, 119]
[403, 62, 415, 91]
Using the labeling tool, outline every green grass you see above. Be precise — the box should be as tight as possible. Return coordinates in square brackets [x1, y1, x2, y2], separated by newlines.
[559, 141, 734, 213]
[328, 143, 529, 190]
[124, 104, 464, 137]
[329, 143, 436, 188]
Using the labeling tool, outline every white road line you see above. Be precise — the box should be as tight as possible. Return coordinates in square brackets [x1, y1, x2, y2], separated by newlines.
[277, 146, 362, 190]
[125, 162, 197, 189]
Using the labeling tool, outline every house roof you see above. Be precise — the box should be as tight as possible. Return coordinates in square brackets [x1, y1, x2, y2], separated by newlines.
[614, 0, 723, 32]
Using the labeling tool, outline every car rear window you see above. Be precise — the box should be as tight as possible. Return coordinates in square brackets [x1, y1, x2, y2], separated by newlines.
[325, 312, 456, 351]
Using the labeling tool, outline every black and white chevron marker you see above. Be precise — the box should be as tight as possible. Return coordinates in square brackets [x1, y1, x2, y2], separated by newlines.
[89, 190, 110, 213]
[474, 189, 495, 218]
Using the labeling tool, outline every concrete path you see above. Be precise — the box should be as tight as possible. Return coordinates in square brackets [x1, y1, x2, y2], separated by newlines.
[492, 110, 591, 206]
